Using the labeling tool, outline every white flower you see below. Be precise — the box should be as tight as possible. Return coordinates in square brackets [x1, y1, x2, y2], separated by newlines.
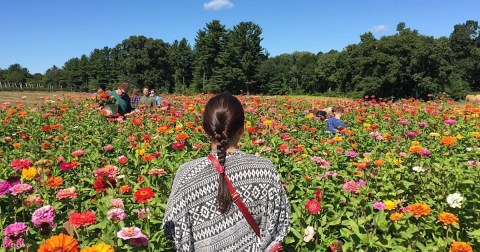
[466, 147, 472, 151]
[447, 193, 464, 208]
[412, 166, 427, 172]
[303, 226, 315, 242]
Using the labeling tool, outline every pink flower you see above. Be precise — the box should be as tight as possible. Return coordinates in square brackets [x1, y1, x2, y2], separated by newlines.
[373, 201, 386, 210]
[148, 169, 167, 176]
[137, 208, 149, 220]
[9, 183, 32, 195]
[444, 119, 457, 125]
[172, 142, 185, 150]
[110, 198, 124, 208]
[31, 205, 55, 228]
[343, 181, 361, 194]
[117, 227, 144, 240]
[418, 122, 428, 127]
[94, 165, 120, 178]
[3, 236, 24, 249]
[305, 200, 321, 214]
[118, 155, 128, 164]
[107, 208, 126, 222]
[103, 145, 114, 151]
[398, 119, 409, 125]
[346, 151, 358, 158]
[4, 222, 28, 237]
[56, 187, 78, 199]
[10, 159, 33, 170]
[71, 150, 85, 157]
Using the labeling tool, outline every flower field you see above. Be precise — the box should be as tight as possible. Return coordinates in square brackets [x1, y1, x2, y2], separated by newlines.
[1, 93, 479, 251]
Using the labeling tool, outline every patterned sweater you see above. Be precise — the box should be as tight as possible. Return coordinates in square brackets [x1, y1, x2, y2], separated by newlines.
[163, 150, 290, 252]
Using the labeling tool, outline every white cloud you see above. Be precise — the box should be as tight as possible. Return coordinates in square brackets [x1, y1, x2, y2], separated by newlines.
[203, 0, 234, 10]
[369, 25, 389, 34]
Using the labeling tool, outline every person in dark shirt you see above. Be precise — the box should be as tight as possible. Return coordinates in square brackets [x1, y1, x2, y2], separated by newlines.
[130, 88, 140, 109]
[327, 106, 346, 134]
[106, 82, 137, 117]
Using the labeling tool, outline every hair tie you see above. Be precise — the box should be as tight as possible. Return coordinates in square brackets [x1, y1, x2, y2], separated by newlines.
[214, 133, 222, 139]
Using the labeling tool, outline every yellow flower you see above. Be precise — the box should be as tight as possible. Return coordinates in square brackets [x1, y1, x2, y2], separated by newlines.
[363, 123, 371, 128]
[136, 148, 146, 156]
[443, 131, 451, 136]
[429, 132, 440, 137]
[175, 124, 183, 131]
[456, 134, 464, 140]
[245, 120, 251, 126]
[411, 141, 420, 146]
[22, 167, 38, 180]
[383, 200, 397, 210]
[263, 120, 273, 126]
[306, 113, 314, 119]
[301, 153, 308, 158]
[333, 136, 343, 142]
[167, 129, 174, 134]
[472, 113, 479, 118]
[80, 243, 114, 252]
[471, 132, 480, 137]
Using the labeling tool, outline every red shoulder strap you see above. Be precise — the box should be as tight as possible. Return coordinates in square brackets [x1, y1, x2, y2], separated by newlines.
[208, 154, 261, 237]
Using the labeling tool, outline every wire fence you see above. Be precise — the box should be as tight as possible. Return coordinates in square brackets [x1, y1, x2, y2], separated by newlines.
[0, 81, 69, 91]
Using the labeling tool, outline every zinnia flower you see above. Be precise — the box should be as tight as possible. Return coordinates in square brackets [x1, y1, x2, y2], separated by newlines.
[103, 145, 114, 151]
[107, 208, 126, 222]
[134, 187, 155, 203]
[71, 150, 85, 157]
[21, 167, 38, 180]
[94, 165, 120, 178]
[412, 166, 427, 173]
[93, 176, 117, 192]
[148, 169, 167, 176]
[110, 198, 124, 208]
[80, 243, 114, 252]
[56, 187, 78, 199]
[408, 203, 431, 218]
[441, 136, 456, 147]
[130, 234, 148, 246]
[9, 183, 32, 195]
[4, 222, 28, 238]
[447, 193, 464, 208]
[383, 200, 397, 210]
[118, 155, 128, 164]
[373, 202, 385, 210]
[449, 241, 472, 252]
[117, 227, 144, 240]
[438, 212, 459, 226]
[10, 159, 33, 170]
[37, 233, 79, 252]
[69, 211, 96, 228]
[46, 176, 63, 188]
[305, 199, 321, 214]
[303, 226, 315, 242]
[389, 212, 403, 222]
[32, 205, 56, 228]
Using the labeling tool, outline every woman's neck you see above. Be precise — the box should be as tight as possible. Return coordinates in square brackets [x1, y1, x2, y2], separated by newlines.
[212, 144, 239, 153]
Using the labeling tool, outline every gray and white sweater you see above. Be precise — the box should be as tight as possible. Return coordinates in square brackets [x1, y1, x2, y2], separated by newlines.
[163, 150, 290, 252]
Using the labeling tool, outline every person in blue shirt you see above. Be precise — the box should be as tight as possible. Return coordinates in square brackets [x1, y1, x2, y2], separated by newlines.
[327, 106, 346, 134]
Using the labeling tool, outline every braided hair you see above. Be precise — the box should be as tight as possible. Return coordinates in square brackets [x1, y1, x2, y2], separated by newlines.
[203, 94, 245, 213]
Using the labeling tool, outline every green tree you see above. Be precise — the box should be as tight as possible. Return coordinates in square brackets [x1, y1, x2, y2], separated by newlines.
[171, 38, 194, 93]
[4, 64, 31, 84]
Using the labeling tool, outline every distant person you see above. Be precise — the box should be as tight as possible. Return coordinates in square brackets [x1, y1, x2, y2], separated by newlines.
[106, 82, 136, 117]
[327, 106, 346, 134]
[130, 88, 140, 109]
[151, 90, 161, 107]
[139, 86, 155, 108]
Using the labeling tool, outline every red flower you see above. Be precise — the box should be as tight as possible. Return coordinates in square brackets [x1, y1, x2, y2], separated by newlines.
[247, 126, 256, 133]
[118, 155, 128, 165]
[69, 211, 96, 228]
[172, 142, 185, 150]
[10, 159, 33, 170]
[132, 117, 143, 126]
[93, 176, 116, 192]
[59, 161, 77, 171]
[305, 199, 321, 214]
[315, 189, 323, 202]
[134, 187, 155, 203]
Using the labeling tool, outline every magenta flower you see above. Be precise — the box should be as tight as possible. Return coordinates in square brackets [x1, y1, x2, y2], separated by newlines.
[418, 122, 428, 127]
[108, 208, 126, 222]
[31, 205, 55, 228]
[406, 131, 417, 138]
[373, 202, 386, 210]
[9, 183, 32, 195]
[117, 227, 144, 240]
[4, 222, 28, 237]
[130, 234, 149, 246]
[398, 119, 409, 125]
[3, 236, 24, 249]
[0, 177, 20, 195]
[420, 149, 431, 157]
[444, 119, 457, 125]
[346, 151, 358, 158]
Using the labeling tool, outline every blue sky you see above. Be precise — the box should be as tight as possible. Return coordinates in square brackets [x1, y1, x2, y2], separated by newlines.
[1, 0, 479, 74]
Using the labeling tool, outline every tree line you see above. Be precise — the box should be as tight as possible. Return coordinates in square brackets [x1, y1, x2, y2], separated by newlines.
[0, 20, 479, 99]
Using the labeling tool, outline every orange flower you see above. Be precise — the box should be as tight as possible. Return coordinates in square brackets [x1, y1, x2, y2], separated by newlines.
[186, 122, 195, 128]
[38, 233, 79, 252]
[449, 241, 473, 252]
[46, 176, 63, 189]
[156, 124, 169, 133]
[409, 145, 423, 154]
[408, 203, 431, 218]
[374, 160, 385, 166]
[438, 212, 459, 226]
[389, 212, 403, 222]
[119, 185, 132, 194]
[441, 136, 456, 147]
[12, 142, 22, 148]
[141, 154, 155, 162]
[176, 133, 188, 142]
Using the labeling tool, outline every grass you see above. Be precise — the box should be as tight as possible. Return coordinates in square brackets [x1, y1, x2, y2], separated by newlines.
[0, 91, 91, 107]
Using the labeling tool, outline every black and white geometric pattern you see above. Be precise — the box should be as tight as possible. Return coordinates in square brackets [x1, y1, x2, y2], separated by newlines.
[163, 150, 290, 252]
